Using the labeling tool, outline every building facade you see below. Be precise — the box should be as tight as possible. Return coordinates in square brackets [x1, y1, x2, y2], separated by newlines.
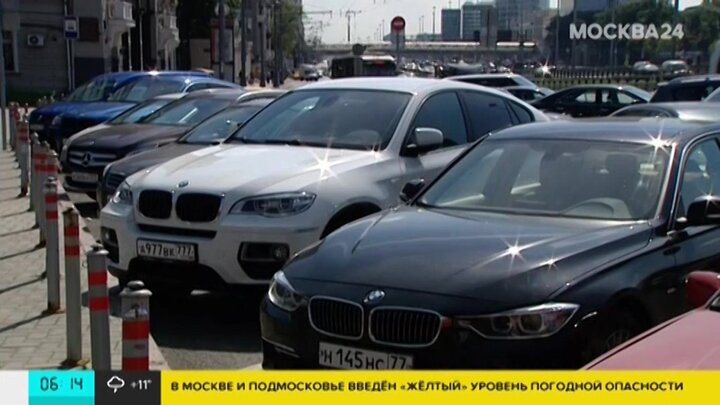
[495, 0, 550, 41]
[441, 8, 462, 41]
[462, 2, 498, 45]
[1, 0, 178, 96]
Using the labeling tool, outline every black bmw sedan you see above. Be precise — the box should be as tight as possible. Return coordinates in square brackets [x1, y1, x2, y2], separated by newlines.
[260, 119, 720, 369]
[531, 85, 650, 117]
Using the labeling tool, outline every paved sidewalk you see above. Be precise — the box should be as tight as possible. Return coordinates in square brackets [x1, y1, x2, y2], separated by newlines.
[0, 149, 168, 370]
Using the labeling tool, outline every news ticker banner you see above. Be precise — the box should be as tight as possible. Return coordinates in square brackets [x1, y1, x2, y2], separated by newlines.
[0, 371, 717, 405]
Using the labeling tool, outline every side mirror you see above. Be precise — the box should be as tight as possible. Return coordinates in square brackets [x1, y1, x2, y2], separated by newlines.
[684, 195, 720, 227]
[405, 127, 444, 156]
[687, 271, 720, 308]
[400, 179, 425, 203]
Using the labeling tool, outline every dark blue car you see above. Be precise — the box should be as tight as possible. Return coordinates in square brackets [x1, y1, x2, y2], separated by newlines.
[30, 71, 194, 142]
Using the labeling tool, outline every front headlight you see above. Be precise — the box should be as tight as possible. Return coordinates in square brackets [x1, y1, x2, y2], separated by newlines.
[230, 192, 316, 217]
[111, 182, 133, 205]
[51, 116, 62, 126]
[456, 303, 579, 339]
[268, 271, 305, 312]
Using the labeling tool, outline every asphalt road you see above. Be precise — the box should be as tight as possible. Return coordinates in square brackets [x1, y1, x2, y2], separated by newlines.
[66, 188, 265, 369]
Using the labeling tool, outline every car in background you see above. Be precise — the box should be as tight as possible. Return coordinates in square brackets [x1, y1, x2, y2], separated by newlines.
[28, 71, 204, 143]
[62, 88, 249, 196]
[502, 85, 554, 102]
[96, 90, 285, 206]
[99, 78, 547, 295]
[701, 85, 720, 103]
[633, 61, 660, 74]
[259, 119, 720, 370]
[445, 73, 536, 88]
[610, 102, 720, 123]
[48, 72, 239, 151]
[650, 75, 720, 102]
[300, 65, 321, 81]
[661, 60, 691, 79]
[585, 271, 720, 369]
[531, 84, 650, 117]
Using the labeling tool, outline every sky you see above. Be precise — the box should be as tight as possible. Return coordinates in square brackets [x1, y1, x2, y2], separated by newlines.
[302, 0, 703, 43]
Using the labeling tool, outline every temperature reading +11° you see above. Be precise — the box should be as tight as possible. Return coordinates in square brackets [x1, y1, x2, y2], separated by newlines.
[131, 380, 153, 390]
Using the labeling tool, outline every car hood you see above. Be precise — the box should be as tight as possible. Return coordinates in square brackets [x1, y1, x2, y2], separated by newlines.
[586, 310, 720, 369]
[110, 143, 204, 176]
[129, 144, 385, 194]
[30, 101, 90, 121]
[286, 207, 652, 304]
[69, 124, 189, 150]
[60, 101, 135, 121]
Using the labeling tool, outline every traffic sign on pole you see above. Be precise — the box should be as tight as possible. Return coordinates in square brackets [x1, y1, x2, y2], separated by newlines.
[391, 16, 406, 33]
[64, 16, 79, 40]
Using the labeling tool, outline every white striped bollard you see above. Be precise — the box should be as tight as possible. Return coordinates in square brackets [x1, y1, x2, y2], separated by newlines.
[17, 120, 29, 197]
[63, 208, 83, 364]
[121, 281, 153, 371]
[28, 133, 39, 211]
[87, 246, 111, 370]
[8, 104, 18, 152]
[38, 148, 57, 246]
[43, 176, 61, 313]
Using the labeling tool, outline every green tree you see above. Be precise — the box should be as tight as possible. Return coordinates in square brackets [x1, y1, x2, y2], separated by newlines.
[274, 0, 304, 57]
[680, 4, 720, 54]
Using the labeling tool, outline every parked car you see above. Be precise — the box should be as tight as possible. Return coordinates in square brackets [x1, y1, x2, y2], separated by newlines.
[300, 65, 321, 81]
[502, 86, 554, 102]
[633, 61, 660, 74]
[610, 101, 720, 123]
[650, 75, 720, 102]
[62, 88, 250, 196]
[48, 72, 239, 151]
[585, 271, 720, 369]
[28, 71, 202, 143]
[99, 78, 548, 295]
[96, 90, 285, 207]
[531, 85, 650, 117]
[661, 60, 691, 79]
[445, 73, 536, 88]
[259, 118, 720, 370]
[701, 85, 720, 103]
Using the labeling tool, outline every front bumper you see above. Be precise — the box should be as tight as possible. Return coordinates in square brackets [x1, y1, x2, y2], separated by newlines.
[100, 202, 324, 287]
[259, 284, 589, 370]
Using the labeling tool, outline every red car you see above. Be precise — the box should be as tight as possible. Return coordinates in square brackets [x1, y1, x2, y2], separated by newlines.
[585, 271, 720, 369]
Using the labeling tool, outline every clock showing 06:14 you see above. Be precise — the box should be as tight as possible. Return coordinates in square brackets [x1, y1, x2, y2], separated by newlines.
[39, 376, 85, 391]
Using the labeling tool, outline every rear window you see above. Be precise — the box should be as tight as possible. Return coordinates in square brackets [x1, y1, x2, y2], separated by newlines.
[651, 82, 720, 102]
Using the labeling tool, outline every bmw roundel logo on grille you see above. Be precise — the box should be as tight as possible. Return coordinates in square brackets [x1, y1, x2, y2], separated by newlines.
[177, 180, 189, 188]
[363, 289, 385, 305]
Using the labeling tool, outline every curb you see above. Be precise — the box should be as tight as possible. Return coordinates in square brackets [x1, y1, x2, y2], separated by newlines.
[56, 182, 170, 370]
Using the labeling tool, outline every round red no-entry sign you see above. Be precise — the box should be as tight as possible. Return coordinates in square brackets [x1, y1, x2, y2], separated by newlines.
[391, 16, 406, 32]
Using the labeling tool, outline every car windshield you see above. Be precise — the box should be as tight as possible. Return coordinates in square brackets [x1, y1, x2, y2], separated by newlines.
[65, 77, 117, 102]
[653, 83, 720, 101]
[144, 97, 234, 126]
[229, 89, 410, 151]
[107, 98, 177, 125]
[179, 103, 266, 144]
[107, 76, 187, 102]
[418, 138, 671, 221]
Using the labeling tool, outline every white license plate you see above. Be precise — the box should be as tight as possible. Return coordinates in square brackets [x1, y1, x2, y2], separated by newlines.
[30, 124, 45, 131]
[318, 342, 413, 370]
[71, 171, 98, 184]
[137, 239, 196, 262]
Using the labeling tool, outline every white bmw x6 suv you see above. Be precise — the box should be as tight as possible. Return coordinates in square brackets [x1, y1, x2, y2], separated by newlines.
[100, 77, 547, 294]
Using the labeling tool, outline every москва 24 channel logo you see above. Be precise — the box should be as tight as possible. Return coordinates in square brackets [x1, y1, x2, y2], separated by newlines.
[570, 23, 684, 40]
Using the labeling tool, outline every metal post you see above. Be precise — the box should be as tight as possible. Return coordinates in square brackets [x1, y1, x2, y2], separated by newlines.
[273, 0, 280, 88]
[17, 120, 29, 196]
[121, 281, 153, 370]
[9, 103, 17, 153]
[260, 4, 267, 88]
[219, 0, 226, 80]
[44, 176, 61, 313]
[87, 246, 111, 370]
[0, 1, 8, 152]
[240, 0, 247, 86]
[63, 208, 83, 364]
[554, 0, 560, 65]
[29, 133, 38, 211]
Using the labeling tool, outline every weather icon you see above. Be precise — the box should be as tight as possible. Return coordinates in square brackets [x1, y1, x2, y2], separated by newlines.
[107, 376, 125, 394]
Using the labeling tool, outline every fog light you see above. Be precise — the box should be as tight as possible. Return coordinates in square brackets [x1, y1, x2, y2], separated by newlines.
[101, 227, 117, 245]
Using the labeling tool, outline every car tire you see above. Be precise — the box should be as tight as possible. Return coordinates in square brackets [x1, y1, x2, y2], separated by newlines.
[580, 308, 646, 365]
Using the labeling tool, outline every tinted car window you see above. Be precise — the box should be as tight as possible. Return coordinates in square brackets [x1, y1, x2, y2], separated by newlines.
[412, 92, 468, 147]
[230, 90, 410, 151]
[66, 77, 117, 102]
[180, 104, 266, 144]
[420, 139, 671, 220]
[574, 90, 597, 103]
[678, 139, 720, 216]
[460, 92, 514, 140]
[652, 82, 720, 102]
[507, 101, 534, 123]
[108, 77, 187, 102]
[108, 98, 176, 124]
[461, 77, 516, 87]
[145, 98, 233, 126]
